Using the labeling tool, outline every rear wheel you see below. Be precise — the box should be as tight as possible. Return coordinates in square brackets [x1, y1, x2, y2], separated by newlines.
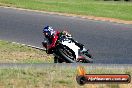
[54, 56, 64, 63]
[54, 56, 58, 63]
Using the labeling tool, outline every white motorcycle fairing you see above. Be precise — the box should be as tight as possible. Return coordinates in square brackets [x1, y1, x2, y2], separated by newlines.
[61, 39, 80, 59]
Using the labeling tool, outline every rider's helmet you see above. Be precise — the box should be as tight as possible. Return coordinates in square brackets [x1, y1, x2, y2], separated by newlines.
[43, 26, 54, 38]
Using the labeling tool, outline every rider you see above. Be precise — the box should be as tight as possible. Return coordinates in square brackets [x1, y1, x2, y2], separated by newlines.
[42, 25, 86, 54]
[42, 26, 59, 54]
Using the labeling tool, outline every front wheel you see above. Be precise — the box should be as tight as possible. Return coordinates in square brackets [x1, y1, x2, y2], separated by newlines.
[56, 45, 76, 63]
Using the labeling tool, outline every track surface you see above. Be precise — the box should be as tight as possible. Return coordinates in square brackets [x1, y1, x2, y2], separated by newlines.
[0, 7, 132, 64]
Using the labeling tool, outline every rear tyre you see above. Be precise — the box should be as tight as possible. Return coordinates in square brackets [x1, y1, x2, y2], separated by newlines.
[54, 56, 64, 63]
[54, 56, 58, 63]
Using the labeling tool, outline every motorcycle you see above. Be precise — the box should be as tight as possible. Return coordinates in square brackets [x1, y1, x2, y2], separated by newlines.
[42, 35, 93, 63]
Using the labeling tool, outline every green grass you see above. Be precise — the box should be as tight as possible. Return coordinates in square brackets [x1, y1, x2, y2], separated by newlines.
[0, 0, 132, 20]
[0, 40, 53, 63]
[0, 39, 131, 87]
[0, 66, 131, 88]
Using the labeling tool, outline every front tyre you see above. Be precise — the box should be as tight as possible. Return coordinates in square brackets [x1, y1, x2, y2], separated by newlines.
[56, 45, 76, 63]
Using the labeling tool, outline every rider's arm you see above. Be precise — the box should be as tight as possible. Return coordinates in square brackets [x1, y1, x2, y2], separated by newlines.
[47, 31, 60, 49]
[70, 38, 78, 43]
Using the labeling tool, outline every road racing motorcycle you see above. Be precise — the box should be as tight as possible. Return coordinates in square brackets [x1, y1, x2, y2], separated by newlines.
[42, 35, 93, 63]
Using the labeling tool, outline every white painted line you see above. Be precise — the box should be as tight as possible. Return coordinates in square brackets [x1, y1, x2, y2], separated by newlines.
[7, 41, 46, 51]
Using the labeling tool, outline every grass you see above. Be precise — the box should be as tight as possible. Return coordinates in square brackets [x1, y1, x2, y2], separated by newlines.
[0, 66, 131, 88]
[0, 40, 132, 87]
[0, 0, 132, 20]
[0, 40, 53, 63]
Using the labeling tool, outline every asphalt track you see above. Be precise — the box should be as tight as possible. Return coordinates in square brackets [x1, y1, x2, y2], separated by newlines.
[0, 7, 132, 64]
